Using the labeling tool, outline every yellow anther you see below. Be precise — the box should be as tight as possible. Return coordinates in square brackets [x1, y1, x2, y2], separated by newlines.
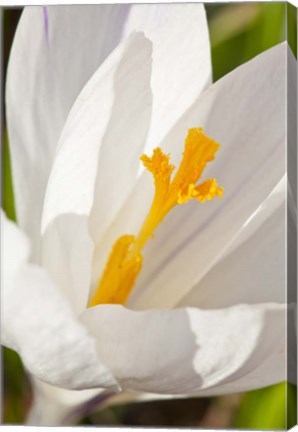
[88, 128, 223, 307]
[140, 148, 174, 183]
[195, 179, 224, 203]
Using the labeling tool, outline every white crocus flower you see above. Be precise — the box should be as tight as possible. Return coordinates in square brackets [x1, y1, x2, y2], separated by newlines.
[2, 4, 293, 426]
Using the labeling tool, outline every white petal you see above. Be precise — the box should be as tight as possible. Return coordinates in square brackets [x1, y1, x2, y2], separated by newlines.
[100, 43, 287, 309]
[6, 5, 130, 257]
[178, 205, 285, 308]
[178, 176, 286, 307]
[218, 174, 286, 258]
[27, 378, 105, 426]
[1, 211, 117, 391]
[122, 4, 212, 153]
[41, 33, 152, 313]
[81, 303, 286, 394]
[1, 213, 30, 351]
[28, 378, 169, 425]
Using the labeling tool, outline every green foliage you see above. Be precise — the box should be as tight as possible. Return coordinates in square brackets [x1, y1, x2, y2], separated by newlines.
[287, 3, 297, 58]
[206, 3, 286, 81]
[2, 347, 31, 423]
[234, 382, 297, 430]
[3, 131, 16, 222]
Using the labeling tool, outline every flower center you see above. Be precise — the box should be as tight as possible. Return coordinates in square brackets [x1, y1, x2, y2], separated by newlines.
[88, 128, 223, 307]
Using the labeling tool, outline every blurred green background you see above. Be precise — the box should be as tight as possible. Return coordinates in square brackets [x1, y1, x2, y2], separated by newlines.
[1, 3, 297, 428]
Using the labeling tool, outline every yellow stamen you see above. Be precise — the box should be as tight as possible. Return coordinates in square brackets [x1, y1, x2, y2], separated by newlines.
[88, 128, 223, 307]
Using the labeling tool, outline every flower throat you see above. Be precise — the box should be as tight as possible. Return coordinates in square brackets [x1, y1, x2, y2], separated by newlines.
[88, 128, 223, 307]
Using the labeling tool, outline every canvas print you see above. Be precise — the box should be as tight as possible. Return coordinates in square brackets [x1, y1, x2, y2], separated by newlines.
[1, 3, 297, 429]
